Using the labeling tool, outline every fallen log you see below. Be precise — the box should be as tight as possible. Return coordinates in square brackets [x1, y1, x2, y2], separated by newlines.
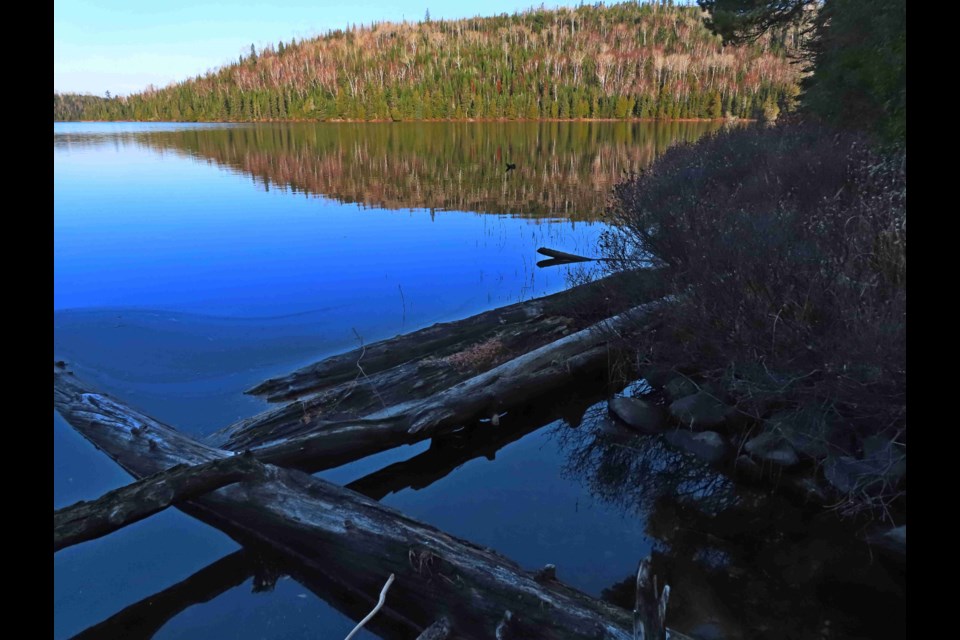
[243, 270, 658, 404]
[55, 453, 264, 552]
[208, 313, 575, 449]
[416, 618, 451, 640]
[225, 300, 664, 471]
[54, 368, 637, 639]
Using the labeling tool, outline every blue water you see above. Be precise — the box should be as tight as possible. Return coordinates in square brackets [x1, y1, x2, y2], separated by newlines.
[53, 122, 654, 639]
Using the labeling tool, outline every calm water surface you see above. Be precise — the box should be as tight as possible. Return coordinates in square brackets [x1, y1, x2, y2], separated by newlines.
[54, 121, 903, 640]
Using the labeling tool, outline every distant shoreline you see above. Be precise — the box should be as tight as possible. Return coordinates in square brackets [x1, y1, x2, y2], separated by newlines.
[55, 117, 752, 124]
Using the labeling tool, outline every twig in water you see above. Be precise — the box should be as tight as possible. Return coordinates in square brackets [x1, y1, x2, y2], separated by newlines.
[343, 573, 395, 640]
[398, 284, 407, 327]
[352, 328, 388, 409]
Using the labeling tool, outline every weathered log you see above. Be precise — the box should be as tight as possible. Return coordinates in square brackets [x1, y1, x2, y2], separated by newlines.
[55, 453, 265, 552]
[54, 368, 636, 639]
[416, 618, 452, 640]
[232, 300, 663, 471]
[208, 313, 575, 449]
[243, 270, 655, 404]
[634, 557, 670, 640]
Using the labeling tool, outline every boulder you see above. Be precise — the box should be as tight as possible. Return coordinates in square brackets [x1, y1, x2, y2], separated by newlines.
[663, 376, 698, 401]
[608, 396, 667, 434]
[867, 525, 906, 556]
[733, 454, 763, 481]
[765, 409, 831, 460]
[641, 366, 675, 389]
[668, 391, 735, 429]
[823, 456, 875, 494]
[744, 431, 800, 467]
[824, 438, 905, 494]
[663, 429, 728, 464]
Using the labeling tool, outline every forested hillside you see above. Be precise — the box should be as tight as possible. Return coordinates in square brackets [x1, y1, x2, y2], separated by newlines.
[54, 1, 801, 122]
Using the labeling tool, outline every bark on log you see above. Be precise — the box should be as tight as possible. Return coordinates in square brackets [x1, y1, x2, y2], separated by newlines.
[416, 618, 451, 640]
[208, 313, 575, 449]
[55, 454, 265, 552]
[243, 271, 656, 404]
[54, 368, 636, 639]
[215, 300, 663, 472]
[634, 557, 670, 640]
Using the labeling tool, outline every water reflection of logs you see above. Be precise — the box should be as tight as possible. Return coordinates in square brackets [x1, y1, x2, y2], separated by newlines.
[54, 368, 637, 639]
[53, 269, 681, 638]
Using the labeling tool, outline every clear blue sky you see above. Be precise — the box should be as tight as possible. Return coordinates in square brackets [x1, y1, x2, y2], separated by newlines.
[54, 0, 580, 96]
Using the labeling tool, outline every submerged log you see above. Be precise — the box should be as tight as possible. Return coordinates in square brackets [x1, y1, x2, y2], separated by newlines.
[243, 270, 656, 404]
[222, 299, 664, 471]
[54, 368, 636, 639]
[55, 453, 265, 552]
[536, 247, 596, 262]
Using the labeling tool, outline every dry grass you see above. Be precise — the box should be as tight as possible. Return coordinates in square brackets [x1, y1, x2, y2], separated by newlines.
[442, 337, 505, 371]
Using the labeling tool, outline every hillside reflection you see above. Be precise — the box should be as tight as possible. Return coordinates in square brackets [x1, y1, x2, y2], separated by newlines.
[57, 121, 730, 219]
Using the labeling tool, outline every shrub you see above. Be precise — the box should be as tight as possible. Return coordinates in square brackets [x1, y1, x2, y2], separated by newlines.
[600, 123, 905, 517]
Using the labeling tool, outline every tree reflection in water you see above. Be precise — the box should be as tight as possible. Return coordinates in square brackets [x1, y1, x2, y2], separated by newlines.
[551, 407, 905, 640]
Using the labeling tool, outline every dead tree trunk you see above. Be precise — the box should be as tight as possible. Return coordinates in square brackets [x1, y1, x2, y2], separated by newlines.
[55, 454, 264, 552]
[54, 368, 636, 639]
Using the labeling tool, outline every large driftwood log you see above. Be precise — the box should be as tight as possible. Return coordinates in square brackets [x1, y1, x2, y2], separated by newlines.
[243, 271, 657, 404]
[214, 300, 663, 471]
[54, 368, 636, 639]
[55, 454, 264, 552]
[207, 313, 575, 449]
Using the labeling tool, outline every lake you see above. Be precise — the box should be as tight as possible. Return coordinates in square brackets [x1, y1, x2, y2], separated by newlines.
[54, 121, 903, 640]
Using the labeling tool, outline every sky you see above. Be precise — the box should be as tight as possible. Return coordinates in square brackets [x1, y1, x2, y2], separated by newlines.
[54, 0, 578, 96]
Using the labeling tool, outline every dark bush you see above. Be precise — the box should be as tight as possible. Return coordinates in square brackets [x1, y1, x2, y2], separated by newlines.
[600, 123, 905, 517]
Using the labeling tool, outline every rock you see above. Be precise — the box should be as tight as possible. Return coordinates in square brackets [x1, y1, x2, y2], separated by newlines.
[641, 367, 674, 389]
[785, 476, 829, 503]
[867, 525, 906, 556]
[733, 455, 763, 481]
[664, 376, 698, 401]
[663, 429, 728, 464]
[608, 397, 667, 434]
[766, 409, 831, 460]
[824, 440, 905, 494]
[744, 432, 800, 467]
[668, 391, 735, 429]
[823, 456, 875, 493]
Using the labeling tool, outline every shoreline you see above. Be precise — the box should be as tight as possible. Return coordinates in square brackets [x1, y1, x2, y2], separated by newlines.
[55, 116, 752, 124]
